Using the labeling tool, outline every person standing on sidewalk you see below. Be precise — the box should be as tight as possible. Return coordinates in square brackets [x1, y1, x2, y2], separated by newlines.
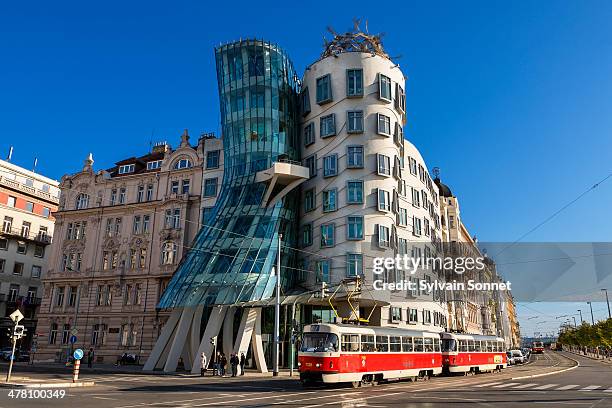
[240, 352, 246, 375]
[200, 352, 207, 377]
[87, 348, 95, 368]
[230, 353, 238, 377]
[220, 353, 227, 377]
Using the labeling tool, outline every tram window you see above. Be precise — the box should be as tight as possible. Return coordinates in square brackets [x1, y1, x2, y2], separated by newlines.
[301, 333, 339, 352]
[424, 337, 434, 352]
[361, 335, 375, 352]
[414, 337, 424, 352]
[474, 341, 481, 352]
[487, 341, 494, 352]
[376, 335, 389, 352]
[468, 340, 476, 352]
[389, 336, 401, 352]
[402, 336, 413, 352]
[341, 334, 360, 352]
[442, 338, 457, 352]
[433, 338, 441, 352]
[459, 340, 468, 352]
[499, 341, 504, 352]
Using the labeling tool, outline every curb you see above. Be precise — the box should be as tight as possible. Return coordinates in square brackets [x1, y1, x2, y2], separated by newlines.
[0, 381, 95, 388]
[564, 350, 612, 365]
[511, 354, 579, 380]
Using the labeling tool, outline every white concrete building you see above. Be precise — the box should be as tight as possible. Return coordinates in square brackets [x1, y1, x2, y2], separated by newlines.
[0, 158, 59, 349]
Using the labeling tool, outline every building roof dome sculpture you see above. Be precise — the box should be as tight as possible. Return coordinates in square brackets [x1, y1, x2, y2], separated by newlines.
[321, 19, 389, 60]
[433, 167, 454, 197]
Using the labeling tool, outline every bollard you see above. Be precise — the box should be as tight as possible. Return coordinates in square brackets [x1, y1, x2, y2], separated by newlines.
[73, 359, 81, 383]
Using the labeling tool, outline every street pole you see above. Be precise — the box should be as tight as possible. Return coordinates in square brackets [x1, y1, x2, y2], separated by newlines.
[273, 233, 282, 377]
[5, 333, 16, 383]
[578, 309, 583, 324]
[602, 289, 611, 319]
[572, 316, 577, 328]
[587, 302, 594, 325]
[289, 302, 296, 377]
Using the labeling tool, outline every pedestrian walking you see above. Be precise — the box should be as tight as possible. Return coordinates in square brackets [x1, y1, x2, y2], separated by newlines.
[220, 353, 227, 376]
[200, 352, 207, 377]
[240, 352, 246, 375]
[230, 353, 238, 377]
[87, 348, 94, 368]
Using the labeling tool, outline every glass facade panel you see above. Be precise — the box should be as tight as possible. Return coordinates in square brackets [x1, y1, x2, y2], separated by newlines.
[158, 40, 300, 308]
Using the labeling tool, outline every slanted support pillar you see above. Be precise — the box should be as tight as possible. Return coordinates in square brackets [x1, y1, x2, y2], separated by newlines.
[163, 307, 196, 372]
[143, 308, 182, 371]
[191, 305, 227, 374]
[250, 307, 268, 373]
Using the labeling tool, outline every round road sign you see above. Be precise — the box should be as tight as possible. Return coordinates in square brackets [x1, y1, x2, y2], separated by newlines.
[73, 348, 84, 360]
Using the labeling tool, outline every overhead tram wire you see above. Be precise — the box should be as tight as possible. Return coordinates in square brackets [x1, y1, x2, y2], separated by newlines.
[493, 171, 612, 258]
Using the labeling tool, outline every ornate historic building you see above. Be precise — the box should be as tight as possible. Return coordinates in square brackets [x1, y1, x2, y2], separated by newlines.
[35, 131, 221, 363]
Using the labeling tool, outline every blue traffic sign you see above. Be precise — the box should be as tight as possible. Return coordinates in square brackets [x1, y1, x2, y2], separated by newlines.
[73, 348, 84, 360]
[69, 335, 77, 344]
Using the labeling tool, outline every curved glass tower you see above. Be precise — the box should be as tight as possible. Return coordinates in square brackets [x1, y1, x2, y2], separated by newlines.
[159, 40, 300, 308]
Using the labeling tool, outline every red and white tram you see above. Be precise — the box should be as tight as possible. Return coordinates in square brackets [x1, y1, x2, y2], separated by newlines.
[298, 324, 442, 386]
[440, 333, 507, 374]
[532, 341, 544, 354]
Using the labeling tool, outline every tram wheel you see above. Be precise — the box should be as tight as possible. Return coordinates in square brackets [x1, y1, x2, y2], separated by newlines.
[351, 381, 361, 389]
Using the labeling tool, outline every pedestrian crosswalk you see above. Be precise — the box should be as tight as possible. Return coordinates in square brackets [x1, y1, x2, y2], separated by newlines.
[472, 381, 612, 393]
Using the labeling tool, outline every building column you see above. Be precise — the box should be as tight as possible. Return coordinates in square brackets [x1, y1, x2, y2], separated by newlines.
[190, 305, 227, 374]
[163, 307, 196, 372]
[233, 307, 259, 375]
[250, 307, 268, 373]
[143, 308, 182, 371]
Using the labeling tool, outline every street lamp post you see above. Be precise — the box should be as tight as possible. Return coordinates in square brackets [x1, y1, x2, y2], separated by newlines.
[572, 316, 577, 328]
[273, 234, 282, 377]
[577, 309, 583, 324]
[602, 289, 611, 319]
[586, 302, 595, 325]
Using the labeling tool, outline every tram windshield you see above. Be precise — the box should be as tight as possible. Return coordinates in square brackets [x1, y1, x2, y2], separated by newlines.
[442, 338, 457, 352]
[301, 333, 339, 352]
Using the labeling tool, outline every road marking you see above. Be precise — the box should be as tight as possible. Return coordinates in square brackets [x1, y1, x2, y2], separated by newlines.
[578, 385, 600, 391]
[269, 391, 361, 405]
[532, 384, 559, 390]
[556, 384, 580, 390]
[474, 382, 502, 387]
[93, 397, 117, 401]
[300, 391, 405, 408]
[492, 382, 519, 388]
[512, 383, 539, 389]
[604, 387, 612, 392]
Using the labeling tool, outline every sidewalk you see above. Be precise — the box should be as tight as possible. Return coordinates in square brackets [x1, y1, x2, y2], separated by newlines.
[564, 349, 612, 365]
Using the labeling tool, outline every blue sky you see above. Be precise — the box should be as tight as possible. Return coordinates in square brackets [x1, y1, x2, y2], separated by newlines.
[2, 1, 611, 335]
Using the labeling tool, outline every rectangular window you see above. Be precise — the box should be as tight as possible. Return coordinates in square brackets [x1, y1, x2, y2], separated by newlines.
[377, 154, 391, 176]
[398, 208, 408, 226]
[143, 214, 150, 232]
[7, 196, 16, 207]
[398, 238, 408, 255]
[301, 224, 313, 247]
[346, 180, 363, 204]
[424, 218, 430, 237]
[68, 286, 78, 307]
[181, 179, 190, 194]
[347, 145, 364, 168]
[110, 189, 117, 205]
[303, 155, 317, 178]
[133, 215, 141, 234]
[119, 188, 126, 204]
[379, 74, 392, 101]
[411, 187, 421, 207]
[320, 223, 335, 248]
[347, 110, 364, 133]
[322, 154, 338, 177]
[377, 189, 391, 212]
[303, 122, 315, 146]
[0, 259, 4, 273]
[146, 184, 154, 201]
[171, 180, 179, 194]
[206, 150, 220, 169]
[34, 245, 44, 258]
[42, 207, 50, 218]
[13, 262, 24, 275]
[347, 216, 364, 240]
[361, 335, 375, 352]
[301, 87, 311, 115]
[316, 74, 332, 104]
[413, 216, 422, 236]
[378, 225, 390, 248]
[146, 160, 162, 170]
[26, 201, 34, 212]
[376, 335, 389, 352]
[377, 113, 391, 136]
[55, 287, 65, 307]
[322, 189, 337, 212]
[21, 221, 31, 237]
[395, 83, 406, 112]
[304, 188, 315, 212]
[16, 242, 27, 254]
[390, 307, 402, 322]
[118, 164, 135, 174]
[2, 216, 12, 233]
[203, 178, 218, 197]
[137, 185, 145, 202]
[320, 114, 336, 137]
[346, 253, 363, 277]
[316, 260, 330, 283]
[0, 238, 7, 250]
[408, 308, 419, 323]
[346, 69, 363, 97]
[394, 122, 404, 146]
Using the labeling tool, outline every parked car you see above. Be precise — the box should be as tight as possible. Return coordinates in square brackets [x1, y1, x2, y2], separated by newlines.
[506, 351, 516, 365]
[521, 348, 531, 359]
[510, 349, 526, 364]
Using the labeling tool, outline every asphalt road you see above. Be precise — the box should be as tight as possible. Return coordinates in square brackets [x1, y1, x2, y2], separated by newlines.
[0, 351, 610, 407]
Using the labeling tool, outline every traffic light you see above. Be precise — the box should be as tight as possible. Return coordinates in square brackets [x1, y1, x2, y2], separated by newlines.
[13, 325, 26, 339]
[321, 282, 329, 298]
[210, 336, 216, 346]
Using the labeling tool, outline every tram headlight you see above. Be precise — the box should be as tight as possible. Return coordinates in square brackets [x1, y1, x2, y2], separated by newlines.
[315, 363, 321, 368]
[297, 362, 301, 367]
